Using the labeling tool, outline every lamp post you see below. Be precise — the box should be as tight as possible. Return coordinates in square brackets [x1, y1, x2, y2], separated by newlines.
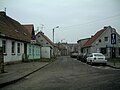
[52, 26, 59, 57]
[53, 26, 59, 43]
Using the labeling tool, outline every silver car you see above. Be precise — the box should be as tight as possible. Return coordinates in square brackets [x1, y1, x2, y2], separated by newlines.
[86, 53, 107, 65]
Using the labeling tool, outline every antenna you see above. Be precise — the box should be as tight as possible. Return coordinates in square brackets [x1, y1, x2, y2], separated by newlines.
[40, 24, 44, 31]
[4, 7, 6, 12]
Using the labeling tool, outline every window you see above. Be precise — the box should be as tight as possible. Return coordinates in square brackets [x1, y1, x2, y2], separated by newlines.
[29, 45, 31, 54]
[87, 49, 88, 53]
[100, 48, 107, 54]
[17, 43, 20, 53]
[99, 39, 101, 43]
[104, 37, 108, 42]
[2, 40, 6, 53]
[11, 41, 15, 54]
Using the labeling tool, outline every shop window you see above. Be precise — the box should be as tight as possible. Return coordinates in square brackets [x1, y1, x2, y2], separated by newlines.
[29, 45, 31, 54]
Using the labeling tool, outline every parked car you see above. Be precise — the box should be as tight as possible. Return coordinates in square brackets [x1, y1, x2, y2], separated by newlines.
[81, 53, 89, 62]
[77, 53, 89, 62]
[86, 53, 107, 65]
[77, 53, 83, 60]
[70, 52, 78, 58]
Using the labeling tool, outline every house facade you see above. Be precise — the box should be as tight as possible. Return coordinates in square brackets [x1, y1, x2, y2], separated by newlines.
[0, 11, 41, 63]
[23, 24, 41, 60]
[36, 31, 54, 58]
[77, 38, 90, 54]
[82, 26, 120, 58]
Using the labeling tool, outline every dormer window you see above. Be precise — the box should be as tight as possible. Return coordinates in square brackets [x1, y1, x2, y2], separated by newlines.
[24, 33, 27, 36]
[15, 29, 18, 32]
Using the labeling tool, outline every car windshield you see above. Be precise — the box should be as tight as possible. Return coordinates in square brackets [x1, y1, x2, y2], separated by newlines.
[94, 54, 104, 57]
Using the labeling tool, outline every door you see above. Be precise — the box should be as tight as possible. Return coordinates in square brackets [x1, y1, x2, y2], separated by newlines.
[111, 47, 116, 58]
[23, 43, 27, 61]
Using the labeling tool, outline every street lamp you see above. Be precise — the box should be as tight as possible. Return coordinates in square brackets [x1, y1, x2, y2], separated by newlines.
[53, 26, 59, 43]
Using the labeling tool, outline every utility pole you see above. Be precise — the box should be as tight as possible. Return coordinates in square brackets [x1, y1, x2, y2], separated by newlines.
[52, 26, 59, 57]
[52, 26, 59, 43]
[4, 7, 6, 13]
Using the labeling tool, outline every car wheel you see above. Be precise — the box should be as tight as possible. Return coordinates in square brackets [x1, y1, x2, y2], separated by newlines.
[90, 60, 93, 65]
[86, 61, 89, 64]
[103, 63, 106, 66]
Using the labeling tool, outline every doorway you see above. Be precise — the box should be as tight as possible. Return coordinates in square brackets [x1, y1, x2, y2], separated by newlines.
[111, 47, 116, 58]
[23, 43, 27, 61]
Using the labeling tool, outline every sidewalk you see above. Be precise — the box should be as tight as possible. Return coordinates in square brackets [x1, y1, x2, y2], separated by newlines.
[0, 61, 50, 88]
[107, 62, 120, 69]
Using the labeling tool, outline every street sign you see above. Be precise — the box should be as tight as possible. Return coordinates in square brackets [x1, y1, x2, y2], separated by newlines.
[111, 33, 116, 44]
[31, 40, 36, 44]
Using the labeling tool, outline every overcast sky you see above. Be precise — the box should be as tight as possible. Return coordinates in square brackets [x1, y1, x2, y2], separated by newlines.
[0, 0, 120, 43]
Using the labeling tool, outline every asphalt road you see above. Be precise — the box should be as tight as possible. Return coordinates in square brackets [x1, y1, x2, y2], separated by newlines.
[1, 56, 120, 90]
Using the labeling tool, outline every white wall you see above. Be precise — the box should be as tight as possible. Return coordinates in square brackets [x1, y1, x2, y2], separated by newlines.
[91, 27, 120, 58]
[41, 47, 51, 58]
[36, 33, 54, 57]
[0, 39, 24, 62]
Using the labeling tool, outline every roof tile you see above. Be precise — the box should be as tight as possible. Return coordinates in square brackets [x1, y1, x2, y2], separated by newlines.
[83, 29, 106, 47]
[0, 12, 31, 42]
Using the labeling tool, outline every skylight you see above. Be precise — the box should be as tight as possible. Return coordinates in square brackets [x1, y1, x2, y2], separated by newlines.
[15, 29, 18, 32]
[24, 33, 27, 36]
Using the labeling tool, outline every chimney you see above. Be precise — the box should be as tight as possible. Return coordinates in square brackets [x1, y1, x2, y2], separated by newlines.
[91, 35, 93, 38]
[0, 11, 6, 16]
[104, 26, 108, 29]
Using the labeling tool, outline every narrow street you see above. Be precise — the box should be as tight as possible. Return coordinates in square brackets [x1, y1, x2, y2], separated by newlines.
[1, 56, 120, 90]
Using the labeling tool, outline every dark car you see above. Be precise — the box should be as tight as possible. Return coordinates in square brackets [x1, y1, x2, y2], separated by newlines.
[70, 52, 78, 58]
[80, 53, 89, 63]
[77, 53, 83, 60]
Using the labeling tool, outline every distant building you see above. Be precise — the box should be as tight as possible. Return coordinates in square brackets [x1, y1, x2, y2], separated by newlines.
[57, 43, 68, 56]
[67, 43, 78, 55]
[82, 26, 120, 58]
[36, 31, 57, 58]
[77, 38, 90, 54]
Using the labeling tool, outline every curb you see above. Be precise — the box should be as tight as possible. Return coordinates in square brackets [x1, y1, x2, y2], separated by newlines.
[107, 65, 120, 69]
[0, 62, 52, 88]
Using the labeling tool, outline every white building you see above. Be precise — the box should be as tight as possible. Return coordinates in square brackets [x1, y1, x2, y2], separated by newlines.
[0, 11, 41, 63]
[36, 31, 54, 58]
[82, 26, 120, 58]
[77, 38, 90, 54]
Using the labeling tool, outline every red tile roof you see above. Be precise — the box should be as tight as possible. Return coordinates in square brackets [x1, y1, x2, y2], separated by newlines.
[23, 24, 37, 41]
[83, 29, 106, 47]
[23, 24, 33, 35]
[0, 12, 31, 42]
